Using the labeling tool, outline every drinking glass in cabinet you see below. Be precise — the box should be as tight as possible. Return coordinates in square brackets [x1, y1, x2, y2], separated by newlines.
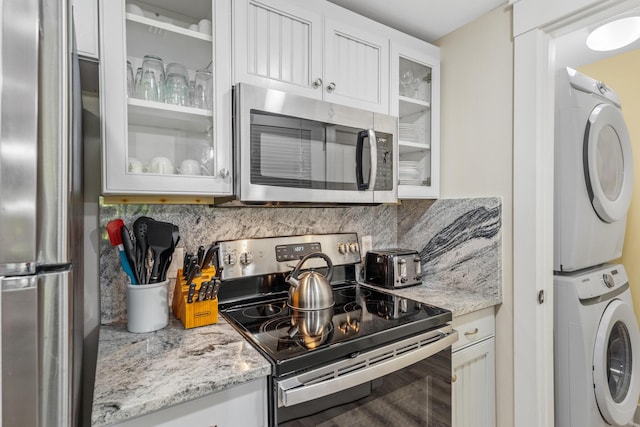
[166, 62, 188, 79]
[133, 67, 142, 96]
[165, 73, 189, 106]
[399, 57, 431, 103]
[193, 69, 212, 110]
[126, 61, 134, 97]
[138, 55, 165, 102]
[164, 63, 189, 106]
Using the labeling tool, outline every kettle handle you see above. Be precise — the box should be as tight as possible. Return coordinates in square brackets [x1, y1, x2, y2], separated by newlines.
[290, 252, 334, 281]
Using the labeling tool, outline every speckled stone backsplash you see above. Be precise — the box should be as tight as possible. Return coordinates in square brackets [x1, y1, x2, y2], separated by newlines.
[99, 203, 398, 324]
[398, 197, 502, 298]
[99, 197, 501, 324]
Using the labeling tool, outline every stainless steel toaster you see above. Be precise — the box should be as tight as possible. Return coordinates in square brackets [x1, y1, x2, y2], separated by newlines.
[363, 249, 422, 288]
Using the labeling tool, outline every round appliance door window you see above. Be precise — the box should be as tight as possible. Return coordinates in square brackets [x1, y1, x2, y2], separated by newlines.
[583, 103, 633, 223]
[593, 299, 640, 425]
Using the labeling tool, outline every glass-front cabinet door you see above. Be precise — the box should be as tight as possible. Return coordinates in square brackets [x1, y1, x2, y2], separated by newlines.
[99, 0, 232, 197]
[391, 39, 440, 199]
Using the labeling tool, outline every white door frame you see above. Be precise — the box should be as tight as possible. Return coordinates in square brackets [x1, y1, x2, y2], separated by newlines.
[512, 0, 640, 425]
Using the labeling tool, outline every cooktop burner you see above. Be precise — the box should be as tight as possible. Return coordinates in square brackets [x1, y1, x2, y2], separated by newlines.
[222, 282, 451, 376]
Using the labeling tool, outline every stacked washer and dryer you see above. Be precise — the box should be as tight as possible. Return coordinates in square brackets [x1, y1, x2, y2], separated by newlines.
[554, 67, 640, 426]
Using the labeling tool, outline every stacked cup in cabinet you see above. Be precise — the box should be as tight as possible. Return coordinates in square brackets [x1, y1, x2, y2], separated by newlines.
[122, 1, 215, 184]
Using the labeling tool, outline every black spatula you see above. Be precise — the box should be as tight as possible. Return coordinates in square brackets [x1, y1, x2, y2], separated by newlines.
[133, 216, 153, 284]
[146, 220, 176, 283]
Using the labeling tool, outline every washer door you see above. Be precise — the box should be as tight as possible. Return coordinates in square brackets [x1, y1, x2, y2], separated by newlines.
[593, 299, 640, 425]
[583, 103, 633, 223]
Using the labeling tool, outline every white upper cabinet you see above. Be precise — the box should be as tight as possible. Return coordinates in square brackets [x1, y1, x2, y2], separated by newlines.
[233, 0, 390, 114]
[99, 0, 233, 196]
[391, 38, 440, 199]
[323, 17, 389, 113]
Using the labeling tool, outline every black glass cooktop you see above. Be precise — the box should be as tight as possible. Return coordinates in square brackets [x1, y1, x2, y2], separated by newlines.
[221, 283, 452, 376]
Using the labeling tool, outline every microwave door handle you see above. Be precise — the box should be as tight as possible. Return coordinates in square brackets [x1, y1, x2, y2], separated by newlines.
[355, 129, 378, 191]
[368, 129, 377, 190]
[356, 130, 367, 190]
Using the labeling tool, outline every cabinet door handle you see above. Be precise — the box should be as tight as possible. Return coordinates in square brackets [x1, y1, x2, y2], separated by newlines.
[327, 82, 336, 92]
[452, 374, 457, 383]
[313, 78, 323, 88]
[219, 168, 229, 178]
[464, 328, 479, 336]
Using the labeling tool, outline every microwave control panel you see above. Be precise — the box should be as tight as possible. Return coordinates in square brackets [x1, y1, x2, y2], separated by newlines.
[375, 136, 393, 190]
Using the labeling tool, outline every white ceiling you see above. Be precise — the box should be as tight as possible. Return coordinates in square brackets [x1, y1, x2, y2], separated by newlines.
[327, 0, 508, 42]
[555, 7, 640, 70]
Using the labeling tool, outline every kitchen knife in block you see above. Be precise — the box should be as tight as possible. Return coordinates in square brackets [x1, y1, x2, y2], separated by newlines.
[172, 271, 218, 329]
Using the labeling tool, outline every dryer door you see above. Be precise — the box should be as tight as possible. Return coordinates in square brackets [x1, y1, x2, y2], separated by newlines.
[583, 103, 633, 223]
[593, 299, 640, 425]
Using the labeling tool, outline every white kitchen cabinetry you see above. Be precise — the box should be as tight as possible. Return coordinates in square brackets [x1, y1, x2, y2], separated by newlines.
[233, 0, 389, 114]
[99, 0, 233, 196]
[452, 307, 496, 427]
[113, 378, 268, 427]
[391, 38, 441, 199]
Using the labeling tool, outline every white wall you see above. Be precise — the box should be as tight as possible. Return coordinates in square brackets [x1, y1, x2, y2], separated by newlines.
[435, 5, 514, 427]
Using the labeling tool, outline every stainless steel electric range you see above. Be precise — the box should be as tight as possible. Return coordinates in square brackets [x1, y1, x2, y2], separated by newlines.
[216, 233, 457, 426]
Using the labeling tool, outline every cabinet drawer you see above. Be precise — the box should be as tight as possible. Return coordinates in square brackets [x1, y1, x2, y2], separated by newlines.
[452, 307, 495, 352]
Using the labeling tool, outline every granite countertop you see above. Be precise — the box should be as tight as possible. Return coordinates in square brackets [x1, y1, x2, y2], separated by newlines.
[387, 282, 502, 317]
[91, 316, 271, 427]
[91, 283, 500, 426]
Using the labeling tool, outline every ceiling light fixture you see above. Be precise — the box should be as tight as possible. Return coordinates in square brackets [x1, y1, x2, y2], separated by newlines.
[586, 16, 640, 51]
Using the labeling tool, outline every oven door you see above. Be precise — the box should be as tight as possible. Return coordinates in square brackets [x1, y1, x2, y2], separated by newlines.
[235, 83, 397, 204]
[275, 327, 457, 426]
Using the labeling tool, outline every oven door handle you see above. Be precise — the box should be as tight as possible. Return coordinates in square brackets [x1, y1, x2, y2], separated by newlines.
[277, 328, 458, 407]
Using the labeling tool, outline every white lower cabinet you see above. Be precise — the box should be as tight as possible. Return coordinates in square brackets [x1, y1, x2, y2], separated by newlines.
[113, 378, 268, 427]
[452, 307, 496, 427]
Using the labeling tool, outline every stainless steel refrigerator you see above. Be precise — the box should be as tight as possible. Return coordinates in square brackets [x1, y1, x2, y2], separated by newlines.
[0, 0, 85, 425]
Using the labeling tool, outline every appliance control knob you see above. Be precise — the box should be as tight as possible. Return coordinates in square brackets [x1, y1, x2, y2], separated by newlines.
[603, 273, 615, 288]
[223, 253, 237, 266]
[239, 252, 253, 265]
[338, 243, 348, 254]
[349, 242, 359, 253]
[338, 321, 349, 334]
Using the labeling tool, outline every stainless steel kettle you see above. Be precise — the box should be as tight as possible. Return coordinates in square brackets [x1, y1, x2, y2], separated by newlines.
[286, 252, 334, 310]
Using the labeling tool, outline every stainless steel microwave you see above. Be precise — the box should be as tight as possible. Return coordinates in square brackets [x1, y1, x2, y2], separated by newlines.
[233, 83, 398, 204]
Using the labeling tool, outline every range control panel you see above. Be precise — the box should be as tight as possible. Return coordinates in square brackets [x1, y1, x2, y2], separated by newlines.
[217, 233, 361, 280]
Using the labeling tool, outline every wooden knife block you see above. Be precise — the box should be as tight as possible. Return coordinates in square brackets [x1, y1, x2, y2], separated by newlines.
[172, 267, 218, 329]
